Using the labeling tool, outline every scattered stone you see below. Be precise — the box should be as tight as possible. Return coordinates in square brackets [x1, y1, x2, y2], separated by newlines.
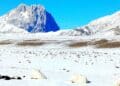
[66, 70, 70, 72]
[23, 75, 26, 78]
[17, 77, 22, 80]
[115, 66, 120, 69]
[18, 61, 21, 63]
[2, 76, 11, 80]
[70, 74, 90, 85]
[114, 80, 120, 86]
[31, 69, 47, 80]
[0, 75, 22, 80]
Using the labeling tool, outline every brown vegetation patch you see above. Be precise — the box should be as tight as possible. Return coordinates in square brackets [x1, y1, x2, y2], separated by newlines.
[89, 39, 108, 45]
[96, 41, 120, 48]
[0, 40, 13, 45]
[22, 39, 41, 42]
[69, 41, 88, 48]
[16, 40, 45, 46]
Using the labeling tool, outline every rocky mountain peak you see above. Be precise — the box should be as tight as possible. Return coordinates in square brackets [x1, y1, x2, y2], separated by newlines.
[0, 4, 60, 33]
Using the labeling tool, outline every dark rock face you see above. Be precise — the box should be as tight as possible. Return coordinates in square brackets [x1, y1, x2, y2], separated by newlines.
[0, 75, 22, 80]
[45, 12, 60, 32]
[5, 4, 60, 33]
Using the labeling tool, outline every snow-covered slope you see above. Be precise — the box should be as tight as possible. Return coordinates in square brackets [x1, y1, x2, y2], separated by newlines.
[0, 22, 28, 33]
[0, 4, 59, 33]
[59, 11, 120, 36]
[83, 11, 120, 35]
[0, 34, 120, 86]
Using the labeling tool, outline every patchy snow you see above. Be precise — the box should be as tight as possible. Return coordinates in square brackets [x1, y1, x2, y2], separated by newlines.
[0, 33, 119, 86]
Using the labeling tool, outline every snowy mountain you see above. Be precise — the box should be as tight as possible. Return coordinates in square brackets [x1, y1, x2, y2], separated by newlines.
[0, 22, 28, 33]
[82, 11, 120, 35]
[0, 4, 59, 33]
[59, 11, 120, 36]
[0, 5, 120, 86]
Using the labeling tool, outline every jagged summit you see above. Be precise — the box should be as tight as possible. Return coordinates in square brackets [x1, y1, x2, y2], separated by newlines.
[0, 4, 60, 33]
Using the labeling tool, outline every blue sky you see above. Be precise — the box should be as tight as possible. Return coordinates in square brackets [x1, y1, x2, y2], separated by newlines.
[0, 0, 120, 29]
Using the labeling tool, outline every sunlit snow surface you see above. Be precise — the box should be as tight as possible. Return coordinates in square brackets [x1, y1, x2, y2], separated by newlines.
[0, 33, 119, 86]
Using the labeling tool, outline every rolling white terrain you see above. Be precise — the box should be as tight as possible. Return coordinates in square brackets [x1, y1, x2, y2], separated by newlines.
[0, 4, 120, 86]
[0, 32, 120, 86]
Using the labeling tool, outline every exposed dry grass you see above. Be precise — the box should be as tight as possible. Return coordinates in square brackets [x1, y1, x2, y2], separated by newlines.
[16, 40, 45, 46]
[68, 39, 120, 48]
[68, 39, 108, 48]
[22, 39, 41, 42]
[93, 39, 108, 45]
[0, 40, 13, 45]
[68, 41, 88, 48]
[96, 42, 120, 48]
[89, 39, 108, 45]
[90, 39, 120, 48]
[1, 38, 120, 48]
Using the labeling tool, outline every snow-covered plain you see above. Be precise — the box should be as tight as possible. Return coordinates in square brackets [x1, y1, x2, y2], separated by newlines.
[0, 33, 119, 86]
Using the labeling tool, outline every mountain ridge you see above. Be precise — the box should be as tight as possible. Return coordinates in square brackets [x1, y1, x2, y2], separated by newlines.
[59, 11, 120, 36]
[0, 4, 60, 33]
